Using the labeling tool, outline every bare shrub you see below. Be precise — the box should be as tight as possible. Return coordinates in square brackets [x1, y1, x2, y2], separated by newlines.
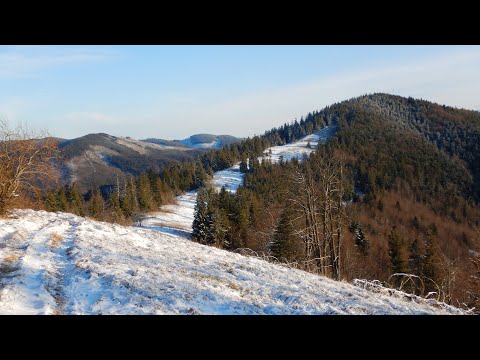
[0, 118, 60, 214]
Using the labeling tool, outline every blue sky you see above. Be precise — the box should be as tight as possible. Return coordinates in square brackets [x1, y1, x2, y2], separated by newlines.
[1, 45, 480, 139]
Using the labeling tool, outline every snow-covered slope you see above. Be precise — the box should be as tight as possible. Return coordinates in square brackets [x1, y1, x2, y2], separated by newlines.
[263, 125, 337, 163]
[144, 125, 337, 234]
[0, 209, 463, 314]
[178, 134, 240, 150]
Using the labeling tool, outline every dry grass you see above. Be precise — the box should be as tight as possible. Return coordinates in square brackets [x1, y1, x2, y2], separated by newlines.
[0, 252, 21, 276]
[50, 232, 64, 248]
[3, 253, 20, 264]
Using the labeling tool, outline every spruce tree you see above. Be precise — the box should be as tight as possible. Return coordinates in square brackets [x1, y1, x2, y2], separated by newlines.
[194, 160, 208, 188]
[192, 189, 208, 244]
[45, 190, 59, 212]
[138, 173, 154, 211]
[270, 207, 300, 262]
[89, 189, 104, 220]
[239, 153, 248, 173]
[388, 226, 406, 275]
[109, 186, 124, 223]
[355, 225, 369, 256]
[408, 239, 423, 276]
[69, 183, 85, 216]
[57, 187, 69, 212]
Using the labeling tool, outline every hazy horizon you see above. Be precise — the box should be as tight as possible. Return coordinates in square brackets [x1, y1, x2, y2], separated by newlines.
[1, 45, 480, 140]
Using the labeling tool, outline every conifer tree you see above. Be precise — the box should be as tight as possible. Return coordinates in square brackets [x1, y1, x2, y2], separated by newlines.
[355, 225, 369, 256]
[57, 187, 69, 212]
[270, 207, 300, 262]
[89, 189, 104, 220]
[192, 189, 208, 244]
[137, 173, 154, 211]
[408, 239, 423, 276]
[109, 184, 124, 223]
[239, 153, 248, 173]
[69, 183, 85, 216]
[45, 190, 59, 212]
[194, 160, 208, 188]
[388, 226, 406, 275]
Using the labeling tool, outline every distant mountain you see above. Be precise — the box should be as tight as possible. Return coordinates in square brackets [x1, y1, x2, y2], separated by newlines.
[144, 134, 241, 150]
[55, 133, 240, 191]
[57, 133, 202, 191]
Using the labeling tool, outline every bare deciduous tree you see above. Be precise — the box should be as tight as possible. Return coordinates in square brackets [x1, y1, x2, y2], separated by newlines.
[0, 118, 60, 214]
[287, 152, 346, 280]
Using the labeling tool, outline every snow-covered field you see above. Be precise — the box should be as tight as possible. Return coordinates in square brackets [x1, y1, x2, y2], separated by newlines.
[0, 209, 464, 314]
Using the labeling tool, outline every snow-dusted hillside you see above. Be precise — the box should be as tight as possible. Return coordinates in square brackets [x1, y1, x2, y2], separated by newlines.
[178, 134, 240, 150]
[263, 125, 337, 163]
[143, 125, 336, 234]
[0, 209, 464, 314]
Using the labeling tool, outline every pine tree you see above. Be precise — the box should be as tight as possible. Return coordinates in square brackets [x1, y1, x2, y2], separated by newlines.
[239, 153, 248, 173]
[388, 226, 406, 275]
[194, 160, 208, 188]
[45, 190, 59, 212]
[192, 189, 208, 244]
[137, 173, 154, 211]
[89, 189, 104, 220]
[408, 239, 423, 276]
[109, 185, 124, 223]
[69, 183, 85, 216]
[121, 176, 138, 217]
[355, 225, 369, 256]
[57, 187, 69, 212]
[270, 207, 300, 262]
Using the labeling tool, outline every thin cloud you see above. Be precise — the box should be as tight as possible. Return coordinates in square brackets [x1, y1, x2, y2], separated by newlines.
[0, 46, 114, 78]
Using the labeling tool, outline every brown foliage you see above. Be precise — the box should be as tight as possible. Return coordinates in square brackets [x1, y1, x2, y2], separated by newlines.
[346, 189, 480, 310]
[0, 119, 61, 214]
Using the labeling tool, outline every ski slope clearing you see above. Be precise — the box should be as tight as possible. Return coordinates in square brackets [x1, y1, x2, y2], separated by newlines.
[213, 164, 244, 192]
[143, 125, 338, 236]
[0, 209, 464, 314]
[263, 125, 337, 163]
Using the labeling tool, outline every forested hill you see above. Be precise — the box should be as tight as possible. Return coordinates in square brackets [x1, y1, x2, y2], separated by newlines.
[341, 94, 480, 200]
[212, 93, 480, 309]
[299, 94, 480, 209]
